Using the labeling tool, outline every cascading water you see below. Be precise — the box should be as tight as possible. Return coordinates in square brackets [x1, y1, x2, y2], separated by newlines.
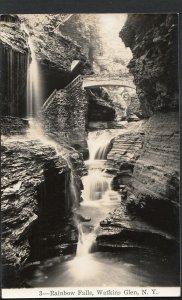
[30, 127, 173, 287]
[74, 130, 121, 261]
[26, 119, 78, 209]
[82, 169, 112, 201]
[88, 130, 112, 160]
[21, 24, 42, 117]
[24, 139, 177, 287]
[26, 39, 42, 117]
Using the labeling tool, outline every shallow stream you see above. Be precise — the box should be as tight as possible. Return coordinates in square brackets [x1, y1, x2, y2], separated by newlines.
[23, 131, 179, 287]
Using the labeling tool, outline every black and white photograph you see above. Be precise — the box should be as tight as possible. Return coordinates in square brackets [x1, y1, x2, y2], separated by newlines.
[1, 9, 180, 298]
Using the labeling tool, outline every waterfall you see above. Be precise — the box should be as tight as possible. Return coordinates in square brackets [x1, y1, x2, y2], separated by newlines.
[22, 24, 42, 117]
[87, 131, 112, 160]
[27, 39, 42, 117]
[20, 24, 78, 218]
[82, 169, 112, 201]
[26, 120, 78, 210]
[76, 223, 95, 257]
[75, 130, 121, 259]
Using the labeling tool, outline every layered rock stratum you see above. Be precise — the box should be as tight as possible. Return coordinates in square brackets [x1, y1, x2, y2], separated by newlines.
[97, 14, 179, 246]
[1, 117, 83, 287]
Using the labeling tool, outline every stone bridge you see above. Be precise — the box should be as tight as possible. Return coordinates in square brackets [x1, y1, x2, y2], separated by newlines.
[42, 74, 136, 111]
[82, 75, 136, 90]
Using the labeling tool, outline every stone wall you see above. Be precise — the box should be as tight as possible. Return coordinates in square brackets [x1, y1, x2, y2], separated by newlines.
[42, 77, 89, 158]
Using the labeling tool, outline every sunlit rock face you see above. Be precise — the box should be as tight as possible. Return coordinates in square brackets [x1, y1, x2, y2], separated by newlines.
[119, 14, 179, 235]
[59, 14, 132, 76]
[1, 117, 79, 287]
[120, 14, 178, 117]
[59, 14, 99, 60]
[0, 15, 28, 116]
[92, 14, 132, 76]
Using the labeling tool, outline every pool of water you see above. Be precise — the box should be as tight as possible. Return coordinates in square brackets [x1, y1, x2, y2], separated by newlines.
[23, 249, 179, 287]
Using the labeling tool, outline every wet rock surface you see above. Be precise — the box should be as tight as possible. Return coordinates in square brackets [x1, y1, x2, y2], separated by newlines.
[96, 204, 179, 253]
[20, 14, 92, 75]
[1, 120, 82, 287]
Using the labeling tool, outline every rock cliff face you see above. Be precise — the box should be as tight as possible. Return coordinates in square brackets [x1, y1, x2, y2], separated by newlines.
[98, 112, 179, 249]
[1, 117, 81, 287]
[98, 14, 179, 246]
[119, 14, 179, 236]
[126, 112, 179, 235]
[104, 86, 141, 122]
[120, 14, 178, 117]
[59, 14, 100, 61]
[0, 15, 29, 116]
[107, 122, 145, 189]
[1, 14, 92, 117]
[87, 87, 116, 122]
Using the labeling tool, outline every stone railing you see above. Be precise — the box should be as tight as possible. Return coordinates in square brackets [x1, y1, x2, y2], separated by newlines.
[64, 75, 83, 92]
[42, 89, 57, 111]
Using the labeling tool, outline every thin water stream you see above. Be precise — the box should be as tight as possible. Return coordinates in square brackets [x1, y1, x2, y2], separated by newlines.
[22, 24, 43, 117]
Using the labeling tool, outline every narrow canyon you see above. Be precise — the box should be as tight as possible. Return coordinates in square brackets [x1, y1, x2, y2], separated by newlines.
[1, 13, 180, 288]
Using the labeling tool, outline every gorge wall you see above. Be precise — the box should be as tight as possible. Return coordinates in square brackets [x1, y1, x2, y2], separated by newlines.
[1, 14, 93, 286]
[1, 118, 74, 287]
[0, 14, 93, 118]
[0, 15, 28, 116]
[119, 14, 179, 235]
[96, 14, 179, 252]
[120, 14, 179, 117]
[1, 13, 180, 287]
